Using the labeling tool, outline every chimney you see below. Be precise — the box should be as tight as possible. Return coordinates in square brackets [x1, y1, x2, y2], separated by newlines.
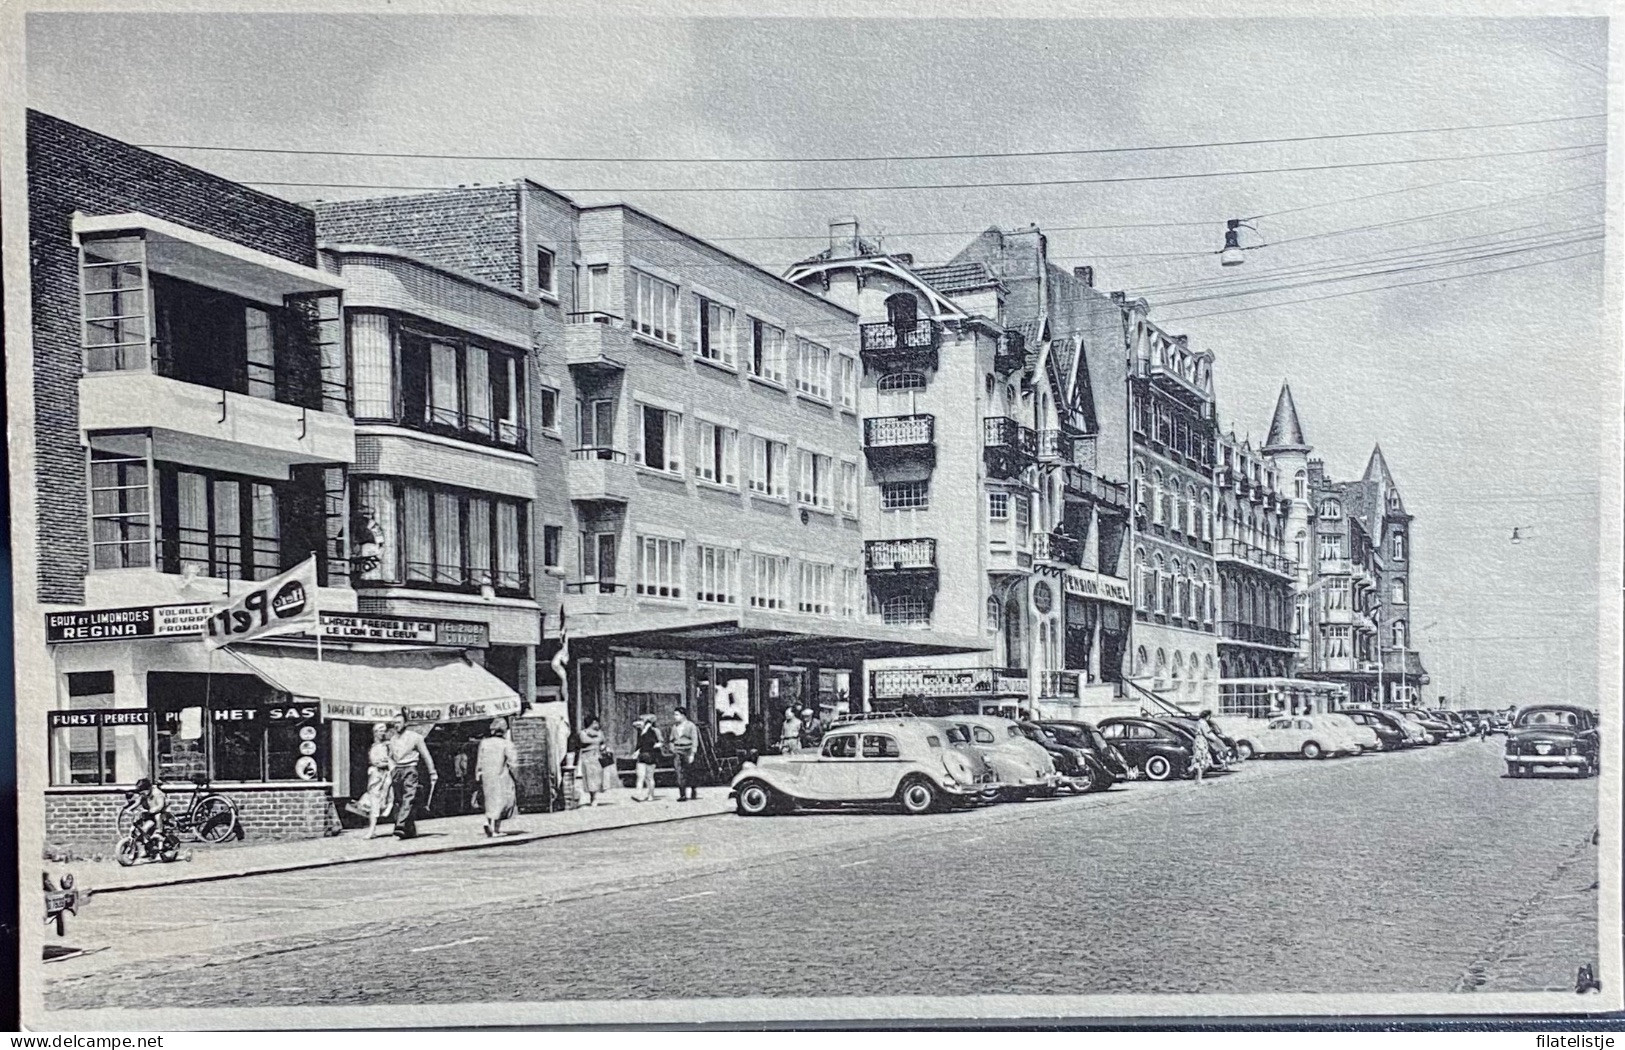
[1073, 266, 1094, 287]
[1110, 290, 1126, 303]
[829, 216, 861, 259]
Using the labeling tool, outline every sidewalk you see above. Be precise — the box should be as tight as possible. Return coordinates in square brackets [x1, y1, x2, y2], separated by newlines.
[70, 793, 733, 896]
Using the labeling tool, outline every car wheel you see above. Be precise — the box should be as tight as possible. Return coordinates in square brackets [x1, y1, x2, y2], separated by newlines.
[1143, 754, 1175, 781]
[1074, 762, 1099, 794]
[1300, 741, 1323, 760]
[898, 776, 939, 815]
[1235, 740, 1256, 761]
[734, 778, 776, 816]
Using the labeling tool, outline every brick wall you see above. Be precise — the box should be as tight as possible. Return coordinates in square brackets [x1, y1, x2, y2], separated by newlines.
[44, 784, 337, 853]
[314, 187, 523, 292]
[26, 110, 320, 605]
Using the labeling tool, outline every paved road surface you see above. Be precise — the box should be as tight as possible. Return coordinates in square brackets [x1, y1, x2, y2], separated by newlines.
[47, 738, 1598, 1009]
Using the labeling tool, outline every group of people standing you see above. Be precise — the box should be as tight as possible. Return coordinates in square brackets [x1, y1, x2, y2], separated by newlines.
[777, 706, 826, 755]
[569, 705, 703, 805]
[357, 714, 520, 839]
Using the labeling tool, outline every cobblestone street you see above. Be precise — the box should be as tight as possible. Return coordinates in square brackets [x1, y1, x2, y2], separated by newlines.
[46, 739, 1599, 1012]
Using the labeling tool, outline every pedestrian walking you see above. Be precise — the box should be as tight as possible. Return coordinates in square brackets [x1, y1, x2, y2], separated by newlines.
[798, 707, 824, 751]
[577, 716, 609, 806]
[386, 713, 437, 839]
[630, 715, 663, 802]
[362, 721, 396, 839]
[779, 706, 803, 755]
[670, 705, 700, 801]
[475, 718, 520, 837]
[1189, 727, 1211, 786]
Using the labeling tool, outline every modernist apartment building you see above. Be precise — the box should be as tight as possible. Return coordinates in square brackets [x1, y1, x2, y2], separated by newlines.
[317, 190, 977, 767]
[1124, 301, 1221, 710]
[28, 113, 525, 848]
[786, 222, 1132, 718]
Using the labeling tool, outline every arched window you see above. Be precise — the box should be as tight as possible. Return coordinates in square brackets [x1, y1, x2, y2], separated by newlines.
[884, 292, 919, 331]
[1318, 499, 1342, 520]
[1392, 578, 1407, 604]
[1391, 619, 1408, 648]
[1154, 648, 1168, 686]
[1392, 531, 1406, 561]
[1136, 546, 1154, 612]
[1294, 530, 1307, 567]
[1200, 491, 1213, 541]
[1005, 597, 1025, 668]
[1203, 568, 1215, 622]
[1171, 651, 1185, 683]
[1185, 484, 1199, 535]
[1133, 459, 1147, 514]
[1153, 553, 1166, 612]
[877, 371, 927, 393]
[1152, 470, 1166, 524]
[1177, 565, 1192, 619]
[986, 596, 1002, 632]
[1174, 487, 1187, 534]
[1135, 645, 1149, 675]
[1294, 471, 1306, 500]
[1205, 653, 1215, 677]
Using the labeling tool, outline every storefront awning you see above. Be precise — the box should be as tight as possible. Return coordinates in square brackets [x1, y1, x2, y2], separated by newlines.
[227, 645, 520, 724]
[575, 610, 986, 666]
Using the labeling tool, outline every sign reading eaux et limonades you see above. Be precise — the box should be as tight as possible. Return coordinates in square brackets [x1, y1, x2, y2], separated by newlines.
[47, 607, 489, 649]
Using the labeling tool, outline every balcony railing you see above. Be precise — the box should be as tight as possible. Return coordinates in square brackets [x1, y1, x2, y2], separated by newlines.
[1217, 620, 1296, 648]
[1040, 670, 1081, 699]
[870, 666, 1029, 701]
[567, 311, 624, 326]
[983, 416, 1037, 479]
[865, 538, 937, 578]
[1037, 429, 1075, 463]
[993, 330, 1026, 374]
[1214, 538, 1295, 577]
[571, 446, 628, 463]
[859, 319, 941, 371]
[564, 580, 628, 594]
[1032, 530, 1083, 566]
[864, 416, 942, 451]
[1064, 466, 1130, 510]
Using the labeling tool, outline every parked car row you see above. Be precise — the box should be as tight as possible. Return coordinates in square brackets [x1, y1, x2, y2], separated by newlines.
[1211, 706, 1494, 761]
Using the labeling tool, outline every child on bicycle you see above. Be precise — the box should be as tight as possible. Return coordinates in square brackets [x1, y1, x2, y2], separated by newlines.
[130, 777, 172, 841]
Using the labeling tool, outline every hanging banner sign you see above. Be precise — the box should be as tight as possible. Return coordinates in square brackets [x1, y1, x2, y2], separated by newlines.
[45, 604, 210, 644]
[204, 557, 319, 649]
[1062, 568, 1134, 606]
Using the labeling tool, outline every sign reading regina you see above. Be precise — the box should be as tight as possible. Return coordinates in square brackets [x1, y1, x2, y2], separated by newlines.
[203, 556, 320, 649]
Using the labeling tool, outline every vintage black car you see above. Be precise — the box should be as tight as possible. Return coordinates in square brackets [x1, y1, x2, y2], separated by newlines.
[1505, 704, 1600, 778]
[1016, 722, 1105, 793]
[1338, 708, 1410, 751]
[1038, 720, 1132, 785]
[1096, 717, 1196, 781]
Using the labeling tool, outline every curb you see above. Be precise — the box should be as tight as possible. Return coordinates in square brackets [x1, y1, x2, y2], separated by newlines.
[85, 805, 731, 896]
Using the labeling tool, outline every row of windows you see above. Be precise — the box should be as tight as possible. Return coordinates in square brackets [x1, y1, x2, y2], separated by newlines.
[1132, 647, 1217, 680]
[1132, 392, 1212, 464]
[1133, 461, 1213, 539]
[612, 403, 859, 515]
[601, 537, 865, 619]
[1134, 547, 1216, 621]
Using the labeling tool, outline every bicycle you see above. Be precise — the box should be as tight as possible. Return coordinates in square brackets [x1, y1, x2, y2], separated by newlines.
[115, 773, 242, 844]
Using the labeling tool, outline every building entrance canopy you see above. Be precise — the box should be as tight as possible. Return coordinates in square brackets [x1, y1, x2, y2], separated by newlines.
[585, 611, 983, 666]
[227, 644, 520, 724]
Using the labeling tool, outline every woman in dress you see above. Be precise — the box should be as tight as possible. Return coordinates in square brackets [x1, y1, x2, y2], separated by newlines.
[364, 722, 396, 839]
[1189, 723, 1211, 787]
[475, 717, 520, 836]
[578, 716, 608, 806]
[630, 715, 663, 802]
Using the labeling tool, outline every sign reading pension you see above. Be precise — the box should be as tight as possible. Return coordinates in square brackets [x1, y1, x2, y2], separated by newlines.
[1062, 568, 1134, 606]
[46, 604, 210, 644]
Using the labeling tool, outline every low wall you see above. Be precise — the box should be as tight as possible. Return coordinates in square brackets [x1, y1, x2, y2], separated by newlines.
[44, 782, 339, 855]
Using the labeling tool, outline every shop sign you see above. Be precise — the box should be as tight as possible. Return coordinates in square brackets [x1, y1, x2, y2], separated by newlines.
[45, 604, 210, 644]
[1062, 569, 1133, 606]
[47, 709, 151, 729]
[315, 612, 490, 649]
[209, 703, 318, 724]
[320, 696, 520, 724]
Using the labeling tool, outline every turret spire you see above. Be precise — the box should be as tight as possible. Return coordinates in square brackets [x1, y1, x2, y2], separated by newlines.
[1262, 381, 1309, 452]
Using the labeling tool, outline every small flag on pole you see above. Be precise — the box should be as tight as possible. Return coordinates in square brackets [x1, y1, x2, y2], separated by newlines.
[203, 556, 319, 649]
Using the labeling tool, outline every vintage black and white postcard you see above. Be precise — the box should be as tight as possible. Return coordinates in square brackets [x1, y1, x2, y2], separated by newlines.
[4, 0, 1621, 1031]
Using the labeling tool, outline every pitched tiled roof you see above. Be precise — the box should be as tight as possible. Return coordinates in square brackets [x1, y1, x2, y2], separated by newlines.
[913, 261, 1000, 295]
[1005, 317, 1046, 371]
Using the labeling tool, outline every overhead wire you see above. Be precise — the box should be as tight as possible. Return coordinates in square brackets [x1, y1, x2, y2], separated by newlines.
[133, 112, 1605, 166]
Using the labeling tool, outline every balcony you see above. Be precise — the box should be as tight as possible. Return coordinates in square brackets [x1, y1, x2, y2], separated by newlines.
[859, 319, 940, 372]
[870, 666, 1028, 701]
[562, 580, 631, 620]
[1064, 466, 1131, 512]
[1214, 538, 1296, 579]
[983, 416, 1037, 479]
[863, 414, 936, 467]
[565, 447, 636, 503]
[1217, 620, 1297, 649]
[993, 329, 1026, 375]
[1037, 429, 1075, 464]
[865, 538, 938, 592]
[1039, 670, 1082, 699]
[564, 313, 632, 372]
[1032, 530, 1083, 567]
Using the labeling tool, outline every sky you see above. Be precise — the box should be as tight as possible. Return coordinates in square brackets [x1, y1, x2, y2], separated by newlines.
[25, 13, 1615, 708]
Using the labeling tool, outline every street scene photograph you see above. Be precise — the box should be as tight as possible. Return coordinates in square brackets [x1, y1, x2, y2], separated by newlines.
[7, 6, 1618, 1030]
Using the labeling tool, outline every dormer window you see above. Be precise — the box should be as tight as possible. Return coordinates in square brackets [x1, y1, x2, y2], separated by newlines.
[1318, 499, 1342, 520]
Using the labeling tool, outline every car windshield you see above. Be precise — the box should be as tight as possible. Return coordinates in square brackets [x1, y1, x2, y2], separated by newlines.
[1518, 708, 1580, 728]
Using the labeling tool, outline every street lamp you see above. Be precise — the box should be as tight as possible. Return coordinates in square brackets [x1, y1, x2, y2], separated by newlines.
[1219, 219, 1261, 267]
